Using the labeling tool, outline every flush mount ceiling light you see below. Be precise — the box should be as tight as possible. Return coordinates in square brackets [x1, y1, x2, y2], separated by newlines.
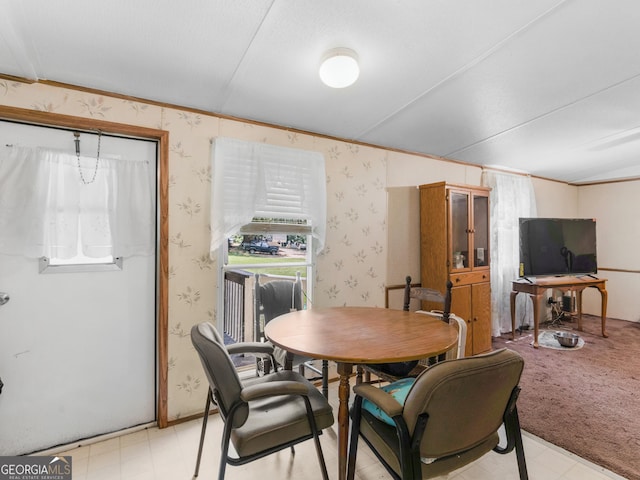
[319, 48, 359, 88]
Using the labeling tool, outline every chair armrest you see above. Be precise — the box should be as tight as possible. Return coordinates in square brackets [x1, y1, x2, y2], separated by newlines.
[226, 341, 274, 356]
[240, 380, 309, 401]
[353, 383, 404, 419]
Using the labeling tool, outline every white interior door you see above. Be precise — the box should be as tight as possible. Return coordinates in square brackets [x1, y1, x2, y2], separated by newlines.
[0, 121, 157, 455]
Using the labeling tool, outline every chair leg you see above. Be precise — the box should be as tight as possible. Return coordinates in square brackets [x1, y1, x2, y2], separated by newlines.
[347, 397, 363, 480]
[218, 420, 234, 480]
[494, 392, 529, 480]
[264, 356, 272, 374]
[193, 390, 213, 478]
[284, 352, 294, 370]
[512, 409, 529, 480]
[321, 360, 329, 399]
[299, 360, 329, 398]
[302, 396, 329, 480]
[312, 429, 329, 480]
[347, 395, 362, 480]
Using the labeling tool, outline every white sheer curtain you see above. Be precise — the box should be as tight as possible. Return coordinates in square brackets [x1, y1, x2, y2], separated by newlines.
[210, 137, 326, 256]
[0, 146, 50, 257]
[106, 154, 155, 258]
[0, 146, 154, 259]
[481, 170, 537, 335]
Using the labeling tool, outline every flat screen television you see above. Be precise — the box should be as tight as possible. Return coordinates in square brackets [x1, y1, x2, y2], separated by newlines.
[519, 218, 597, 277]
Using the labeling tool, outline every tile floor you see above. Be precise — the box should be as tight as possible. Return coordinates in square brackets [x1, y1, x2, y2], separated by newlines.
[36, 381, 626, 480]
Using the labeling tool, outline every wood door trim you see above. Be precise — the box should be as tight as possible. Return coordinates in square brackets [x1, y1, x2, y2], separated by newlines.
[0, 105, 170, 428]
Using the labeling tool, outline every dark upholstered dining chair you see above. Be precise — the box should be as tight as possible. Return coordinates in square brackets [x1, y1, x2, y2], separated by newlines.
[191, 322, 334, 480]
[254, 272, 329, 398]
[347, 348, 528, 480]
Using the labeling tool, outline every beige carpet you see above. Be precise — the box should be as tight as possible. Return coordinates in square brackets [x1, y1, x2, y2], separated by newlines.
[493, 315, 640, 480]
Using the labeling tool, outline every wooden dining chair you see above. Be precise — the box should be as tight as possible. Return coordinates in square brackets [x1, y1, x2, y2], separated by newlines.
[360, 276, 454, 384]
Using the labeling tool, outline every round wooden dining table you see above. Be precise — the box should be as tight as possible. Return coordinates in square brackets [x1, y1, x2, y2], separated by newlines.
[264, 306, 458, 480]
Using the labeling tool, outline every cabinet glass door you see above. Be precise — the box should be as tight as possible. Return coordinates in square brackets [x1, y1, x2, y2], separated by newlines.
[473, 194, 489, 268]
[450, 191, 469, 269]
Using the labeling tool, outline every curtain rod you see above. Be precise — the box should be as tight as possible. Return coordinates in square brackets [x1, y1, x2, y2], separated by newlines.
[481, 166, 531, 177]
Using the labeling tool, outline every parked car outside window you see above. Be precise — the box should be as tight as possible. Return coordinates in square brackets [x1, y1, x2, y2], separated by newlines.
[241, 241, 279, 255]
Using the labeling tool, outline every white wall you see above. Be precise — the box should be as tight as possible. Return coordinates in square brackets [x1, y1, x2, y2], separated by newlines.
[386, 152, 482, 188]
[385, 152, 481, 288]
[531, 177, 578, 217]
[577, 181, 640, 321]
[386, 186, 421, 288]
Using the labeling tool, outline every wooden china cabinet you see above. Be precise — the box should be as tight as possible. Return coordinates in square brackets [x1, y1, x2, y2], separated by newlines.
[419, 182, 492, 356]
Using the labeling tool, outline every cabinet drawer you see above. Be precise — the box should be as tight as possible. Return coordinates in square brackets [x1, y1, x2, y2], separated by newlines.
[449, 270, 490, 286]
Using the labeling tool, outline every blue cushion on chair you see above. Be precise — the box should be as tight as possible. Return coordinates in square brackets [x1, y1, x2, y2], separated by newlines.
[362, 377, 416, 426]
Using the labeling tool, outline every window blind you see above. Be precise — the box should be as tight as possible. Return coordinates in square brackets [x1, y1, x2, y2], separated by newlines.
[210, 137, 326, 256]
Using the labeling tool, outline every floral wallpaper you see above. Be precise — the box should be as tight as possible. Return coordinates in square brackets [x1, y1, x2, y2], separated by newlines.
[0, 79, 392, 422]
[319, 142, 388, 306]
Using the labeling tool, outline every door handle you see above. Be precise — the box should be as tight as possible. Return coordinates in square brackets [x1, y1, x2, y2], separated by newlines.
[0, 292, 9, 305]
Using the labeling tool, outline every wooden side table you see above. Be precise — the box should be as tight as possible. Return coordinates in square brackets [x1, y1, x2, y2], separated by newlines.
[510, 276, 608, 348]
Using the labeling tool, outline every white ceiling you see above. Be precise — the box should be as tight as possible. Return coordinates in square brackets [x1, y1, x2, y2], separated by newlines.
[2, 0, 640, 184]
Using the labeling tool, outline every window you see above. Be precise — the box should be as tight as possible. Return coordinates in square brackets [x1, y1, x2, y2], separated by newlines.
[210, 137, 326, 340]
[0, 142, 155, 272]
[43, 155, 117, 271]
[222, 219, 313, 364]
[226, 218, 314, 291]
